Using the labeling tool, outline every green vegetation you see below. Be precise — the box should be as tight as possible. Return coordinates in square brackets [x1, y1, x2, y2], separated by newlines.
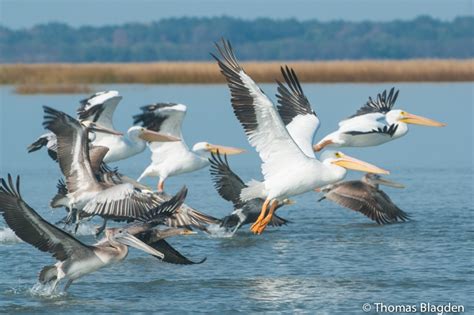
[0, 16, 472, 62]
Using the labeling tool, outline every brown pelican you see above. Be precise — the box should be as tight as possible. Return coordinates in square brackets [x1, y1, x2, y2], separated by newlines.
[133, 103, 245, 192]
[314, 88, 446, 151]
[212, 39, 389, 234]
[0, 174, 192, 292]
[77, 90, 180, 163]
[47, 139, 219, 235]
[317, 173, 409, 224]
[42, 106, 164, 225]
[209, 153, 291, 234]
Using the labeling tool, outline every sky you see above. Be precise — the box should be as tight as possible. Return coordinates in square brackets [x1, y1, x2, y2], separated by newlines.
[0, 0, 472, 29]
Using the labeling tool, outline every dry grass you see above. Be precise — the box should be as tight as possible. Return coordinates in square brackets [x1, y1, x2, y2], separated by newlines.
[1, 60, 473, 85]
[14, 84, 93, 94]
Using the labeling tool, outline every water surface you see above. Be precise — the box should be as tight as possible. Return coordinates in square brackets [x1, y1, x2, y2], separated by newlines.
[0, 83, 472, 313]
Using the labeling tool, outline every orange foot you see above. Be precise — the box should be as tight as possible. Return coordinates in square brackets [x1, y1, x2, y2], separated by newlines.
[254, 200, 278, 234]
[250, 198, 271, 234]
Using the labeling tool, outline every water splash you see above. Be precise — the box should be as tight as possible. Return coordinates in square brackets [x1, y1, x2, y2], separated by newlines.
[206, 224, 236, 238]
[29, 282, 67, 298]
[0, 227, 22, 244]
[75, 222, 97, 236]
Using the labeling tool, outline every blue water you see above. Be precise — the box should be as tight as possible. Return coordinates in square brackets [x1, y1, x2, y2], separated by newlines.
[0, 84, 472, 313]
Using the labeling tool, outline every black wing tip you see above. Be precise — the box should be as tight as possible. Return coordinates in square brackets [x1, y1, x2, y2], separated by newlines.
[0, 174, 21, 199]
[350, 87, 401, 118]
[27, 136, 48, 153]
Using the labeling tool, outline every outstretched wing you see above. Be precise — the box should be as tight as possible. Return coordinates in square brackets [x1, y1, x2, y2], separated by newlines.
[321, 180, 409, 224]
[133, 103, 189, 159]
[344, 124, 399, 137]
[209, 152, 246, 208]
[81, 183, 161, 220]
[140, 237, 206, 265]
[77, 90, 122, 129]
[212, 39, 310, 183]
[0, 175, 93, 261]
[276, 66, 319, 158]
[348, 87, 399, 118]
[43, 106, 101, 194]
[133, 103, 186, 138]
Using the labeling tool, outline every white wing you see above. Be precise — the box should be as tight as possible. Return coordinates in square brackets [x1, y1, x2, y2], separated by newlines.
[77, 90, 122, 129]
[276, 66, 320, 158]
[213, 40, 310, 183]
[338, 113, 388, 133]
[133, 103, 190, 158]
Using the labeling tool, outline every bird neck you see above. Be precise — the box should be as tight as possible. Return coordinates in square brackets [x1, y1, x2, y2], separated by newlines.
[322, 162, 347, 183]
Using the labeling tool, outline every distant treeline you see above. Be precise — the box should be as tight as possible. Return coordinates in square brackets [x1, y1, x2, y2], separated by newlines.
[0, 16, 473, 62]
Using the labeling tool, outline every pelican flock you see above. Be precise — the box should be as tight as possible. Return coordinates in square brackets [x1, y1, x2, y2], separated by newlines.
[0, 38, 446, 293]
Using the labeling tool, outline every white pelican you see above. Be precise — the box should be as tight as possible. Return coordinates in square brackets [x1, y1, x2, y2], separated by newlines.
[0, 174, 192, 291]
[213, 40, 389, 234]
[133, 103, 245, 192]
[318, 173, 409, 224]
[314, 88, 446, 151]
[77, 90, 180, 163]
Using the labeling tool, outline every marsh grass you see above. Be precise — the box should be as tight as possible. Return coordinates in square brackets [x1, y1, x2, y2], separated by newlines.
[14, 84, 93, 94]
[2, 60, 473, 86]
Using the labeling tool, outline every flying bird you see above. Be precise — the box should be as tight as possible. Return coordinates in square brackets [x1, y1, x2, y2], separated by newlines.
[0, 174, 194, 292]
[213, 39, 389, 234]
[314, 88, 446, 151]
[42, 106, 165, 229]
[77, 90, 180, 163]
[133, 103, 245, 192]
[318, 173, 409, 224]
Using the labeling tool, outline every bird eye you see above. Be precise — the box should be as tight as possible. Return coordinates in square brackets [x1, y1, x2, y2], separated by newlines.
[335, 152, 341, 158]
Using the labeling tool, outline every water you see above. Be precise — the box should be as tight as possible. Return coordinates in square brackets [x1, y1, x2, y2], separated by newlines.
[0, 83, 472, 313]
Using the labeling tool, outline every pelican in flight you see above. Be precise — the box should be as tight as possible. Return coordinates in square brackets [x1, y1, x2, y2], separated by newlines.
[77, 90, 180, 163]
[209, 153, 291, 234]
[133, 103, 245, 192]
[314, 88, 446, 151]
[318, 173, 409, 224]
[213, 39, 389, 234]
[43, 106, 164, 225]
[44, 124, 219, 235]
[0, 174, 193, 292]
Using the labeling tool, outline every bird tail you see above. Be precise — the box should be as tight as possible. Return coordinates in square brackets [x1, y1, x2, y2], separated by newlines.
[38, 265, 58, 284]
[185, 208, 221, 230]
[240, 180, 266, 201]
[270, 214, 290, 227]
